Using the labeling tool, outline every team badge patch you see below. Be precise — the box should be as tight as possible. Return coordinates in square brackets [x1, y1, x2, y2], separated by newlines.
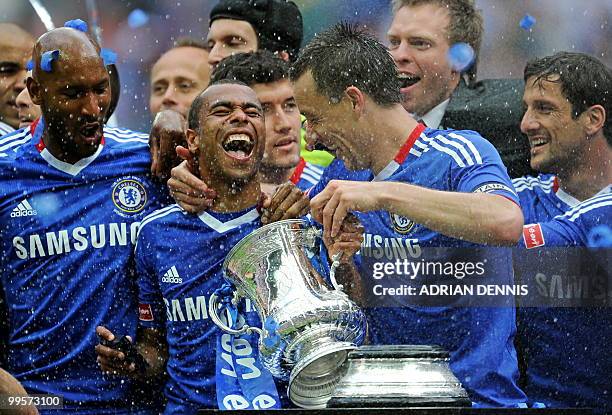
[390, 213, 415, 234]
[112, 177, 147, 215]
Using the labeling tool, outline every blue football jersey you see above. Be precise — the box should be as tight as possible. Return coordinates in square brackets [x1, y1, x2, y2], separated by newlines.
[521, 192, 612, 249]
[0, 120, 15, 137]
[515, 183, 611, 412]
[290, 157, 323, 191]
[0, 120, 166, 413]
[310, 124, 527, 407]
[513, 174, 580, 223]
[0, 123, 30, 157]
[136, 205, 285, 414]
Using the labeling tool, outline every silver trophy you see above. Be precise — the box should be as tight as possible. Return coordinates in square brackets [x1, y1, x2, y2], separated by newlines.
[208, 219, 367, 408]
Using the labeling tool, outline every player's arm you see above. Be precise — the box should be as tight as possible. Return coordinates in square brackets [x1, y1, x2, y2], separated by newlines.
[521, 195, 612, 249]
[311, 180, 523, 246]
[0, 367, 39, 414]
[95, 326, 167, 380]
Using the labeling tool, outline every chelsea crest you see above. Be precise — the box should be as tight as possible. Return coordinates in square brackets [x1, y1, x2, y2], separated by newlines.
[112, 177, 147, 216]
[390, 213, 415, 234]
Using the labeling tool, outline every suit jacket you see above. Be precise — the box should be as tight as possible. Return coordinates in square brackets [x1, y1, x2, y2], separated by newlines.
[441, 79, 536, 178]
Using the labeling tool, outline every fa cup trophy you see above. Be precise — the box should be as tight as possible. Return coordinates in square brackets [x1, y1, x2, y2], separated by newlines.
[209, 219, 367, 408]
[209, 219, 469, 409]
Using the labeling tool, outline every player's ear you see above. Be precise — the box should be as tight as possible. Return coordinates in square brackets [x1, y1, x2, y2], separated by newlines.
[185, 128, 200, 155]
[344, 86, 365, 118]
[27, 77, 43, 106]
[276, 50, 290, 62]
[581, 104, 605, 137]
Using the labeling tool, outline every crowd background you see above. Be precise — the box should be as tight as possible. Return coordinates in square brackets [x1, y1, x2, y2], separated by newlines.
[2, 0, 612, 132]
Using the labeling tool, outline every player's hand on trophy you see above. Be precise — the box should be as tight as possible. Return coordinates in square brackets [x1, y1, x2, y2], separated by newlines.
[95, 326, 138, 376]
[311, 180, 383, 238]
[149, 109, 187, 182]
[260, 182, 310, 224]
[167, 147, 217, 214]
[323, 214, 364, 263]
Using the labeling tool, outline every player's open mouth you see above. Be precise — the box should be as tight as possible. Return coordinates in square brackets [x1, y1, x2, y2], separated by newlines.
[80, 122, 101, 141]
[529, 137, 549, 149]
[222, 133, 255, 160]
[398, 73, 420, 89]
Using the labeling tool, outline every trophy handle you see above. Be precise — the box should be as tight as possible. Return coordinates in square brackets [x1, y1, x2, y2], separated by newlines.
[329, 252, 345, 292]
[208, 292, 264, 337]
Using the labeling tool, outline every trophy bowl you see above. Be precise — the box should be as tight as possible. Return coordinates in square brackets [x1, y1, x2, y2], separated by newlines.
[209, 219, 367, 408]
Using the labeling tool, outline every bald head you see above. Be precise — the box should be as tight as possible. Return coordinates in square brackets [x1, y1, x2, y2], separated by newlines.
[27, 27, 111, 164]
[0, 23, 35, 128]
[33, 28, 102, 81]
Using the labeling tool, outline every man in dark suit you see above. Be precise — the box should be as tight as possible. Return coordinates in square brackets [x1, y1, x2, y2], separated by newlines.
[388, 0, 533, 178]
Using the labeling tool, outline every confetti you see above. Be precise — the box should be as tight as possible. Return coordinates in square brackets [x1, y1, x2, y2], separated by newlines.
[448, 42, 475, 72]
[520, 14, 536, 30]
[64, 18, 88, 33]
[40, 50, 60, 72]
[100, 48, 117, 66]
[128, 9, 150, 29]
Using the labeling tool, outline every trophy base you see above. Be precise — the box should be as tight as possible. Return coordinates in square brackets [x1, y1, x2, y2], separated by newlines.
[327, 345, 471, 408]
[287, 332, 357, 409]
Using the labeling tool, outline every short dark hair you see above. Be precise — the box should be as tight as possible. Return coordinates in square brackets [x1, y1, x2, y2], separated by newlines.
[524, 52, 612, 144]
[392, 0, 483, 85]
[187, 79, 249, 131]
[210, 0, 303, 61]
[210, 50, 288, 86]
[289, 22, 402, 107]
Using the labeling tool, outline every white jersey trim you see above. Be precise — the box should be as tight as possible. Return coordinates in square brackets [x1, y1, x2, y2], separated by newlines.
[0, 127, 31, 156]
[136, 205, 184, 248]
[512, 175, 555, 193]
[39, 144, 104, 176]
[560, 193, 612, 222]
[372, 160, 400, 182]
[197, 208, 259, 233]
[0, 120, 14, 136]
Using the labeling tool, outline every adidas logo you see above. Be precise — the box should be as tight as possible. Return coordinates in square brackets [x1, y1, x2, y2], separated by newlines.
[11, 199, 37, 218]
[162, 266, 183, 284]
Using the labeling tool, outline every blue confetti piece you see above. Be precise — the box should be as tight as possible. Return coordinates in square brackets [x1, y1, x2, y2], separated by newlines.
[520, 14, 536, 30]
[40, 50, 60, 73]
[64, 18, 89, 33]
[26, 60, 34, 71]
[100, 48, 117, 66]
[128, 9, 149, 29]
[587, 225, 612, 248]
[448, 42, 475, 72]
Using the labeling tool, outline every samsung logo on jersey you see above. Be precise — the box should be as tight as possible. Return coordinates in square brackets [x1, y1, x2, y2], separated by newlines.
[12, 222, 140, 259]
[163, 296, 254, 323]
[360, 233, 422, 260]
